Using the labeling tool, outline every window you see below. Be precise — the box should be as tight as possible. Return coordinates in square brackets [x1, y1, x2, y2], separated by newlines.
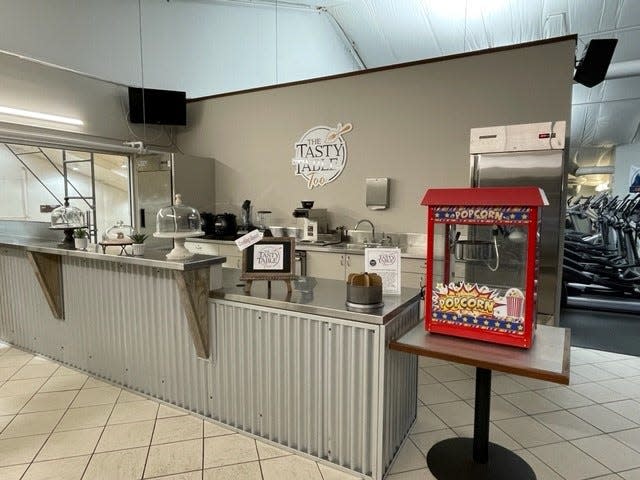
[0, 142, 131, 240]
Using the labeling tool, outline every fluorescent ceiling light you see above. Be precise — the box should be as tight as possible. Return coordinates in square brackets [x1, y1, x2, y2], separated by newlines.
[110, 169, 129, 179]
[0, 106, 83, 126]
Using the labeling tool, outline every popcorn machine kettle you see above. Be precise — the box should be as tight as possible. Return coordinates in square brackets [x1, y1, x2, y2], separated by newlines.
[421, 187, 548, 348]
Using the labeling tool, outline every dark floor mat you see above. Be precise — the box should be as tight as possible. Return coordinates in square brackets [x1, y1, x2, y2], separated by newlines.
[560, 308, 640, 357]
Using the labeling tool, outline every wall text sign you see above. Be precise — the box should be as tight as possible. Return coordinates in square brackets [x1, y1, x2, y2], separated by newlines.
[292, 122, 352, 189]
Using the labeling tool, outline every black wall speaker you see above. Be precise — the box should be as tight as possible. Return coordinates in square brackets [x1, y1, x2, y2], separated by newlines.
[574, 39, 618, 88]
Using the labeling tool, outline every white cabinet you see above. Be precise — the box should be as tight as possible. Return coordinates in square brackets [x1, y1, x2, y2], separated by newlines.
[400, 258, 457, 289]
[186, 241, 242, 269]
[401, 258, 426, 290]
[217, 244, 242, 269]
[306, 251, 365, 280]
[186, 241, 219, 256]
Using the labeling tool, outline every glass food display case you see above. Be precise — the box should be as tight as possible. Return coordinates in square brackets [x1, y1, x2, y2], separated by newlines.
[154, 193, 203, 260]
[105, 220, 134, 240]
[421, 187, 548, 348]
[50, 198, 86, 247]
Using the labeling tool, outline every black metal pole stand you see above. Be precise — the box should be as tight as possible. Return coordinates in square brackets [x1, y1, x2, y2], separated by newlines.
[425, 367, 536, 480]
[473, 367, 492, 463]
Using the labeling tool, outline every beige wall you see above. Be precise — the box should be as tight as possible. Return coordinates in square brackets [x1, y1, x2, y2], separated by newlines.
[0, 52, 171, 151]
[178, 38, 575, 234]
[173, 153, 216, 213]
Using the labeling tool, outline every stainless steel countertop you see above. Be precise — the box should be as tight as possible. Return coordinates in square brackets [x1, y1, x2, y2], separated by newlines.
[187, 237, 428, 259]
[0, 236, 226, 271]
[210, 268, 422, 325]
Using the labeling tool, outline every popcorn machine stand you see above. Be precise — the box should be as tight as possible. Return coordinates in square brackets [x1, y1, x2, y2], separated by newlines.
[421, 187, 548, 348]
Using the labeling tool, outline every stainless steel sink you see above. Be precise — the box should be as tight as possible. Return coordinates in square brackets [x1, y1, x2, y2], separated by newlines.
[329, 242, 398, 251]
[328, 243, 365, 250]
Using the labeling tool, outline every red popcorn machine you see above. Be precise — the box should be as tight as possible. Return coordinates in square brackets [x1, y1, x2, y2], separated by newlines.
[421, 187, 548, 348]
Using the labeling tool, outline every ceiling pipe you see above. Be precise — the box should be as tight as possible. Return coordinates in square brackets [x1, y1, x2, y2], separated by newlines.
[575, 165, 615, 176]
[320, 7, 366, 70]
[605, 60, 640, 80]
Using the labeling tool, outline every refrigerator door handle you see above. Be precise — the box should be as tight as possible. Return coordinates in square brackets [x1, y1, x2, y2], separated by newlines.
[470, 154, 480, 186]
[140, 209, 146, 228]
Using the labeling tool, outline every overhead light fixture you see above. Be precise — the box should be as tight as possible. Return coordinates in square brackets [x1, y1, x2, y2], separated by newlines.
[0, 106, 84, 126]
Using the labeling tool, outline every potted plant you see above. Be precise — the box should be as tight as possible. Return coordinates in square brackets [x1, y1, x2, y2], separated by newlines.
[129, 231, 149, 256]
[73, 228, 89, 250]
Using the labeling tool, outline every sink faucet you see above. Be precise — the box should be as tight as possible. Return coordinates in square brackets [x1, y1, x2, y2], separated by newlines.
[354, 219, 375, 242]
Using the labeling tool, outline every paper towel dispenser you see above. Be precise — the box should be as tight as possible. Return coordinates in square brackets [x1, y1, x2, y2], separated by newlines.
[366, 177, 390, 210]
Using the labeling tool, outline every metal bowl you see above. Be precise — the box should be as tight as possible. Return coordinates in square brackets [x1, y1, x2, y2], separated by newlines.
[347, 284, 383, 305]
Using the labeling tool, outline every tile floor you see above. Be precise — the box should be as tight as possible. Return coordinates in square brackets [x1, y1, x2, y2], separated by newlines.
[0, 342, 360, 480]
[388, 346, 640, 480]
[2, 341, 640, 479]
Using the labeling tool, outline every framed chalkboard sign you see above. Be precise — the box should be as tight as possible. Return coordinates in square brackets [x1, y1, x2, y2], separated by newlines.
[240, 237, 296, 292]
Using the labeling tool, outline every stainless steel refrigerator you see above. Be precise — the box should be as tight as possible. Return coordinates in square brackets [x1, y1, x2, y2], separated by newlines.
[469, 121, 567, 325]
[132, 153, 173, 250]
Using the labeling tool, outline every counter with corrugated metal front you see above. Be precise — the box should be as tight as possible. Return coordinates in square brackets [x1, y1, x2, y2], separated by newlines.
[208, 269, 422, 479]
[0, 235, 226, 270]
[0, 239, 421, 480]
[212, 268, 421, 325]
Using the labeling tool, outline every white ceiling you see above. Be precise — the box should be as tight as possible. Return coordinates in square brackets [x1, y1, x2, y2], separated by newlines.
[229, 0, 640, 167]
[3, 0, 637, 170]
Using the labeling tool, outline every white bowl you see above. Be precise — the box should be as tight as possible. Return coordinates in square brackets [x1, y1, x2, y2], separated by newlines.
[269, 226, 286, 236]
[286, 227, 302, 239]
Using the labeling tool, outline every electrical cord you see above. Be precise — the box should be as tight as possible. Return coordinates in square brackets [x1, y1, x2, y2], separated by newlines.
[487, 235, 500, 272]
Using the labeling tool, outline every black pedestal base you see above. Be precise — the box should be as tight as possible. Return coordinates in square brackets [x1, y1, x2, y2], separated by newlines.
[58, 228, 76, 249]
[427, 438, 536, 480]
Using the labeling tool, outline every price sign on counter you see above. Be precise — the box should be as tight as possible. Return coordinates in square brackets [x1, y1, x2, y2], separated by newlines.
[365, 247, 401, 295]
[235, 229, 264, 251]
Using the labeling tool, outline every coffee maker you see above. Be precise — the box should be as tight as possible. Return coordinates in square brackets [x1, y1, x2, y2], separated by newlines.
[292, 201, 329, 234]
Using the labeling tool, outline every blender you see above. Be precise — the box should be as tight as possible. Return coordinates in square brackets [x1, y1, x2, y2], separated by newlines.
[237, 199, 255, 234]
[256, 210, 272, 232]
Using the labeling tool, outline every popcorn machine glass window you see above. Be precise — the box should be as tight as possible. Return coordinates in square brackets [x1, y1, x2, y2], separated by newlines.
[421, 187, 548, 348]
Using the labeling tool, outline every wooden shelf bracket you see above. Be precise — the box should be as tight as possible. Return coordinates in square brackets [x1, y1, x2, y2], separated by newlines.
[26, 251, 64, 320]
[173, 268, 210, 359]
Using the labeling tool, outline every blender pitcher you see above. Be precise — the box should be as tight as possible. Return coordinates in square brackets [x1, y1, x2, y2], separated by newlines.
[256, 210, 272, 231]
[239, 200, 253, 231]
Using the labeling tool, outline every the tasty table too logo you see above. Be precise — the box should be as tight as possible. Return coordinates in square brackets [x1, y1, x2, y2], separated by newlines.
[253, 244, 284, 270]
[292, 122, 352, 189]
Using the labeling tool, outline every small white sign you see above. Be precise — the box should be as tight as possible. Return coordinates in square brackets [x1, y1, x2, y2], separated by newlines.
[365, 247, 401, 295]
[253, 244, 284, 270]
[235, 229, 264, 251]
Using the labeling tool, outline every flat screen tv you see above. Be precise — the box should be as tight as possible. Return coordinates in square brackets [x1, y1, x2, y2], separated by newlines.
[128, 87, 187, 126]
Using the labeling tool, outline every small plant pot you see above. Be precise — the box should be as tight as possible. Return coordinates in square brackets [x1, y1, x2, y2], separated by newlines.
[131, 243, 145, 256]
[74, 238, 88, 250]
